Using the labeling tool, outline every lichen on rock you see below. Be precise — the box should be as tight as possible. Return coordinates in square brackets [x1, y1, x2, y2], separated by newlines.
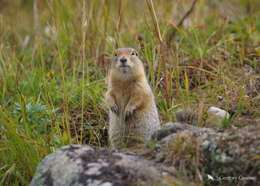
[30, 144, 176, 186]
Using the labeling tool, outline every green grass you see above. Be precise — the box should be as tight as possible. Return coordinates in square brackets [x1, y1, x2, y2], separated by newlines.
[0, 0, 259, 185]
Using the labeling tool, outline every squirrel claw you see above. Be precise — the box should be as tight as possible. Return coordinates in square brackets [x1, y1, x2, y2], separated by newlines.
[125, 108, 135, 121]
[110, 105, 119, 115]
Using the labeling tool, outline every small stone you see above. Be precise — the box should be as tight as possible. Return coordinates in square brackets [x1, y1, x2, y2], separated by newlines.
[207, 107, 230, 118]
[206, 106, 230, 127]
[101, 182, 112, 186]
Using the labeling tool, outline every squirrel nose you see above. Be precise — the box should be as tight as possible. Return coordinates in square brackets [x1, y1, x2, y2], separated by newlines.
[120, 57, 127, 64]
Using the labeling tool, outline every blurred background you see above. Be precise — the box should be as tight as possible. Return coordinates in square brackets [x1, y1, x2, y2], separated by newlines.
[0, 0, 259, 185]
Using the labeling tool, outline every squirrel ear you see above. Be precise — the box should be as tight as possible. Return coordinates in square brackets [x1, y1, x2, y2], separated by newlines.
[132, 49, 138, 56]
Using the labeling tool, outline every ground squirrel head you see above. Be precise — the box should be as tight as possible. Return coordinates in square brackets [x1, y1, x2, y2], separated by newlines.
[110, 48, 145, 81]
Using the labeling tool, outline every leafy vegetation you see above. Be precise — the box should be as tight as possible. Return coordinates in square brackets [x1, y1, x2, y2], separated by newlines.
[0, 0, 259, 185]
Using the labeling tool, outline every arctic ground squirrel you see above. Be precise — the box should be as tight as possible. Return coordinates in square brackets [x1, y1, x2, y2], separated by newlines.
[105, 48, 160, 148]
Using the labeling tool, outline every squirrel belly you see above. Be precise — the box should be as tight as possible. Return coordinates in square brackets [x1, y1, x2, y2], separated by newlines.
[108, 87, 160, 148]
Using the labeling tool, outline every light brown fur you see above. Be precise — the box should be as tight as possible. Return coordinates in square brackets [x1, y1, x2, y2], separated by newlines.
[105, 48, 160, 148]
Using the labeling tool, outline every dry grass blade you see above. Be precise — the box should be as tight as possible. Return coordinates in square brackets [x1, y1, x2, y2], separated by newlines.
[145, 0, 163, 43]
[33, 0, 40, 35]
[166, 0, 198, 46]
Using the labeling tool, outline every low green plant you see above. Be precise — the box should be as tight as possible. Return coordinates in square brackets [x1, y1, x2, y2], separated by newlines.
[13, 100, 58, 134]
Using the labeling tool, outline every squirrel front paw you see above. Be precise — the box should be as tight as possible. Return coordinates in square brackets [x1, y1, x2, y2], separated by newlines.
[110, 105, 119, 115]
[125, 106, 136, 120]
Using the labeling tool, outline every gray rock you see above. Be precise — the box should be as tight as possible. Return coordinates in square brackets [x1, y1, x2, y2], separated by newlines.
[31, 122, 260, 186]
[30, 144, 175, 186]
[152, 122, 259, 186]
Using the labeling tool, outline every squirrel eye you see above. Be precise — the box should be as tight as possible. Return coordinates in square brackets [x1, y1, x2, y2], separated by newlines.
[131, 51, 136, 56]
